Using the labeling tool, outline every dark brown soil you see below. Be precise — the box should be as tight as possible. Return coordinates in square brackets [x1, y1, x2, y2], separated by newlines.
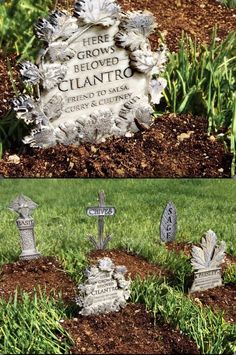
[89, 249, 173, 280]
[58, 0, 236, 52]
[0, 256, 77, 302]
[0, 113, 231, 177]
[0, 249, 235, 353]
[119, 0, 236, 52]
[190, 283, 236, 323]
[63, 303, 200, 354]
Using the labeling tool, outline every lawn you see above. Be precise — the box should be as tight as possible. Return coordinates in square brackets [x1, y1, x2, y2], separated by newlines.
[0, 178, 235, 266]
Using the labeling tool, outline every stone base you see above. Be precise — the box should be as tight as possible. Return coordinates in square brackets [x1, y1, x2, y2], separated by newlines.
[19, 252, 41, 260]
[189, 268, 222, 293]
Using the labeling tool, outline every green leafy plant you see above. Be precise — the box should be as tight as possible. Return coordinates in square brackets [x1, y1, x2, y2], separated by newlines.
[217, 0, 236, 8]
[0, 0, 53, 60]
[162, 30, 236, 133]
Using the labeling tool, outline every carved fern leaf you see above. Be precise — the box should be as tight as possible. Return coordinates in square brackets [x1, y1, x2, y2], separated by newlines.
[74, 0, 120, 27]
[201, 230, 217, 267]
[149, 77, 167, 105]
[209, 241, 226, 269]
[191, 246, 208, 270]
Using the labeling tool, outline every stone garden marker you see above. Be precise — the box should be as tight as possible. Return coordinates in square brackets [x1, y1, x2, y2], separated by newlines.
[76, 257, 130, 315]
[86, 191, 116, 249]
[189, 230, 226, 293]
[12, 0, 167, 147]
[160, 202, 177, 243]
[8, 194, 41, 260]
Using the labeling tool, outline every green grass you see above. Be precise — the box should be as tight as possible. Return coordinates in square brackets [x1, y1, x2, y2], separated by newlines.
[0, 291, 73, 354]
[0, 0, 53, 60]
[0, 179, 235, 271]
[0, 179, 236, 354]
[131, 277, 236, 354]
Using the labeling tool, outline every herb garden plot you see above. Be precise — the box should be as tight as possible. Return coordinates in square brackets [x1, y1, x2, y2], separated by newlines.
[0, 247, 235, 354]
[0, 0, 236, 177]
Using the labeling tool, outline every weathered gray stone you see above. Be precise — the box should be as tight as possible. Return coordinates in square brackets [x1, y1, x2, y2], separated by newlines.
[76, 257, 131, 316]
[12, 0, 167, 148]
[189, 230, 226, 293]
[87, 191, 116, 249]
[160, 202, 177, 243]
[8, 194, 41, 260]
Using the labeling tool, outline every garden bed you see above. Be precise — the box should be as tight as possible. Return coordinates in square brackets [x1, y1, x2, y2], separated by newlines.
[0, 0, 235, 177]
[0, 113, 232, 177]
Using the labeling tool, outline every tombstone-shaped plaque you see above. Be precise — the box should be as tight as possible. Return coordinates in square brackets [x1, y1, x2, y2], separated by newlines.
[8, 194, 41, 260]
[160, 202, 177, 243]
[76, 257, 131, 315]
[12, 0, 167, 147]
[189, 230, 226, 293]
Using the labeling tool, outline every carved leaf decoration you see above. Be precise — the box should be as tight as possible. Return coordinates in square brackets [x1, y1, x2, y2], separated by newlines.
[130, 50, 157, 73]
[55, 122, 81, 146]
[36, 10, 78, 43]
[19, 62, 42, 85]
[119, 11, 157, 37]
[160, 202, 177, 243]
[48, 42, 75, 62]
[40, 63, 67, 90]
[74, 0, 120, 27]
[115, 30, 147, 51]
[49, 11, 78, 40]
[76, 108, 115, 143]
[209, 241, 226, 269]
[23, 127, 56, 148]
[191, 246, 208, 270]
[149, 77, 167, 105]
[35, 18, 55, 43]
[191, 230, 226, 271]
[43, 94, 64, 121]
[12, 95, 48, 126]
[201, 230, 217, 267]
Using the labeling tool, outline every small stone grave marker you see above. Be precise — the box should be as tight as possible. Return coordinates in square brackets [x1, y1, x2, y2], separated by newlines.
[12, 0, 167, 147]
[87, 191, 115, 249]
[160, 201, 177, 243]
[189, 230, 226, 293]
[76, 257, 131, 315]
[8, 194, 41, 260]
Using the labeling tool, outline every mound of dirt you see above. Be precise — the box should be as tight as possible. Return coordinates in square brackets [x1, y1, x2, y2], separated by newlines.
[0, 114, 231, 177]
